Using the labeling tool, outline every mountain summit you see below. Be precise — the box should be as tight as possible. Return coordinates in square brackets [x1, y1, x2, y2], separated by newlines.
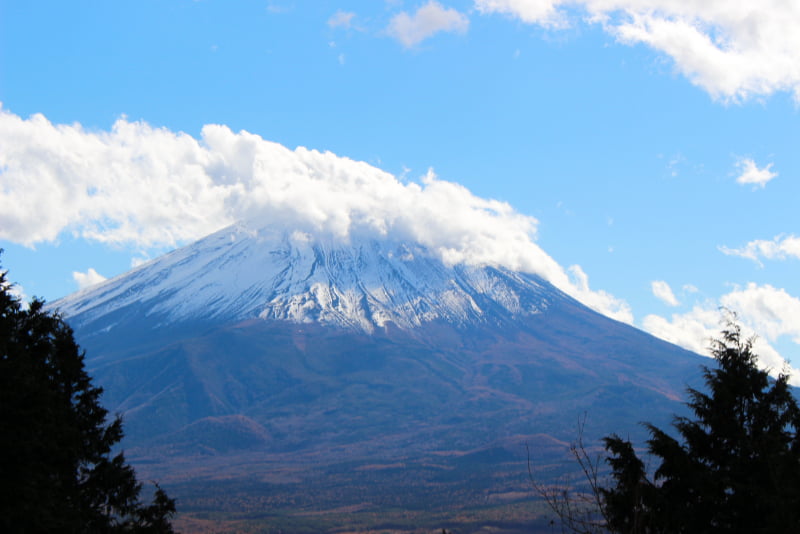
[53, 222, 705, 531]
[57, 221, 558, 334]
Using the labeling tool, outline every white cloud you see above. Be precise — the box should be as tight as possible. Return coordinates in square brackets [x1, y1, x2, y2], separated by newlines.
[475, 0, 567, 28]
[642, 305, 720, 356]
[651, 280, 679, 307]
[4, 280, 29, 308]
[568, 265, 633, 323]
[266, 2, 291, 14]
[131, 256, 150, 268]
[328, 10, 356, 29]
[388, 1, 469, 48]
[0, 106, 630, 321]
[72, 268, 108, 291]
[734, 157, 777, 189]
[0, 107, 233, 248]
[721, 234, 800, 265]
[721, 284, 800, 345]
[474, 0, 800, 102]
[1, 264, 28, 306]
[643, 283, 800, 386]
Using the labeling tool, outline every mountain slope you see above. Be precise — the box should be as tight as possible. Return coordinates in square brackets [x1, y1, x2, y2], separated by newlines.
[52, 222, 705, 531]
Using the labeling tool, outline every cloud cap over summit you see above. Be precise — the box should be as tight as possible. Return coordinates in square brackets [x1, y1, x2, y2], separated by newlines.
[0, 107, 630, 322]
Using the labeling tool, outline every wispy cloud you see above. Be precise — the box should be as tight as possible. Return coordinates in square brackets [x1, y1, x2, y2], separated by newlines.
[328, 10, 356, 30]
[567, 265, 633, 323]
[475, 0, 800, 102]
[734, 157, 777, 189]
[652, 280, 679, 307]
[73, 268, 107, 290]
[475, 0, 567, 28]
[388, 1, 469, 48]
[0, 106, 631, 323]
[721, 234, 800, 265]
[266, 2, 292, 14]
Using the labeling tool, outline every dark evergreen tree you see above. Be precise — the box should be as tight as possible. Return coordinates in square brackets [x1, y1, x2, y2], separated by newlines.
[602, 315, 800, 533]
[600, 435, 658, 533]
[0, 258, 176, 533]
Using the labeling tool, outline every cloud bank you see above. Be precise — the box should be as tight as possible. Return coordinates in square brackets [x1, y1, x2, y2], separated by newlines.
[0, 106, 631, 322]
[643, 284, 800, 386]
[475, 0, 800, 101]
[388, 1, 469, 48]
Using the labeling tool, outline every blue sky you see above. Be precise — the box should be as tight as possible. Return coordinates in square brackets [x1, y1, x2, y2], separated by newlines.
[2, 0, 800, 377]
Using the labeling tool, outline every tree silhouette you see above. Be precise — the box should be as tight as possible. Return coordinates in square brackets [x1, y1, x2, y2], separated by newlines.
[601, 315, 800, 533]
[536, 314, 800, 533]
[0, 257, 176, 533]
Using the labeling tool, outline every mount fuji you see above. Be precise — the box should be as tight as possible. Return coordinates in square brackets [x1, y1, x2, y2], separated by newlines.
[53, 221, 705, 531]
[56, 221, 557, 334]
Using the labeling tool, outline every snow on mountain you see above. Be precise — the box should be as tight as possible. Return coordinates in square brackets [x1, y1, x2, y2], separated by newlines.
[55, 221, 557, 333]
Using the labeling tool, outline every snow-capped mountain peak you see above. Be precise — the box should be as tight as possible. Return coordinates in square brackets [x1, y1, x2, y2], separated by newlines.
[55, 222, 555, 333]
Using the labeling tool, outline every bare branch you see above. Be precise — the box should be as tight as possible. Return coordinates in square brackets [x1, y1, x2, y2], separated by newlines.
[527, 414, 610, 534]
